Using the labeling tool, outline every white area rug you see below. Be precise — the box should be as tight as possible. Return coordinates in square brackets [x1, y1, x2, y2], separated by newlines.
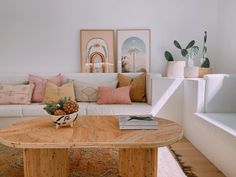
[159, 147, 187, 177]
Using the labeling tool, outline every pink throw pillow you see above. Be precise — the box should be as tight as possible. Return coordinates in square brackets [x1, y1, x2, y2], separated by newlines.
[97, 86, 132, 104]
[29, 74, 62, 102]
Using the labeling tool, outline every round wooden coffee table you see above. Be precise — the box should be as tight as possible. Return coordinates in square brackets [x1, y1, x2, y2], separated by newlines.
[0, 116, 183, 177]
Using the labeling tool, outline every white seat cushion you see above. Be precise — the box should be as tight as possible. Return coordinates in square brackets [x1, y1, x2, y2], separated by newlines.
[87, 103, 152, 115]
[0, 105, 23, 117]
[22, 104, 48, 117]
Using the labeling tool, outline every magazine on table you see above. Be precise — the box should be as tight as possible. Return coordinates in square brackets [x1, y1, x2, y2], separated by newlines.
[119, 114, 158, 130]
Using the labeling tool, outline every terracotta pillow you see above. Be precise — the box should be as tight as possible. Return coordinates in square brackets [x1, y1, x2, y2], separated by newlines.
[117, 73, 146, 102]
[29, 74, 62, 102]
[43, 81, 75, 103]
[0, 83, 34, 104]
[97, 86, 132, 104]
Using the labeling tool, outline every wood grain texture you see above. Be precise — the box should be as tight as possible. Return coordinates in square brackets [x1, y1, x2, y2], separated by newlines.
[171, 137, 226, 177]
[23, 148, 68, 177]
[119, 148, 157, 177]
[0, 116, 183, 148]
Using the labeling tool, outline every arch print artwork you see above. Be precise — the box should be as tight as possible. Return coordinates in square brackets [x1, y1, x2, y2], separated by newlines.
[117, 29, 150, 73]
[80, 30, 115, 73]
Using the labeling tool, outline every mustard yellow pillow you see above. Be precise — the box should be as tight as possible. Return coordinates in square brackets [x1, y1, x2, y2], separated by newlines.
[43, 81, 75, 103]
[118, 73, 146, 102]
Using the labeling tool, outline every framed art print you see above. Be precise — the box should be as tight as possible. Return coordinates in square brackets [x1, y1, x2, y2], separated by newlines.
[117, 29, 150, 73]
[80, 29, 115, 73]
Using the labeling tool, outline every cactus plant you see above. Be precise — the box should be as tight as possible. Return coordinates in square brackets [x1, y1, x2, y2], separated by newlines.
[164, 40, 199, 67]
[164, 51, 174, 61]
[201, 31, 210, 68]
[174, 40, 199, 60]
[174, 40, 196, 57]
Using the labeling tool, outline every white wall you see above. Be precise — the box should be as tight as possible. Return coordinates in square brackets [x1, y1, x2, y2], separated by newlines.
[0, 0, 218, 74]
[216, 0, 236, 73]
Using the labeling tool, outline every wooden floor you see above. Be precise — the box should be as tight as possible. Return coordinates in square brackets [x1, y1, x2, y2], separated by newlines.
[171, 137, 226, 177]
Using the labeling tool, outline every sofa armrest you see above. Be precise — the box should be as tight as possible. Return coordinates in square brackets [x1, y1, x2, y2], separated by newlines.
[146, 73, 161, 105]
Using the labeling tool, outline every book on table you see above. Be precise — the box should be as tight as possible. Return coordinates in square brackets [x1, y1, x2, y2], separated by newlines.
[119, 115, 158, 130]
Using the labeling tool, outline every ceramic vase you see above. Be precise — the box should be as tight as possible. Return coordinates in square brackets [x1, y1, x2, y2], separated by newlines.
[167, 61, 186, 78]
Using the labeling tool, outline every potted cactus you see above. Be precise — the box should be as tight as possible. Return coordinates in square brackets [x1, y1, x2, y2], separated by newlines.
[199, 31, 212, 77]
[164, 40, 199, 78]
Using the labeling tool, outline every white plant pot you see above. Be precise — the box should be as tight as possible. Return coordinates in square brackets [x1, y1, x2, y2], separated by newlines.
[167, 61, 186, 78]
[184, 66, 199, 78]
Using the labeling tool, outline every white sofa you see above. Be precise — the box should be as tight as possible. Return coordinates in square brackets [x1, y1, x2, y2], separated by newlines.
[184, 74, 236, 177]
[0, 72, 161, 128]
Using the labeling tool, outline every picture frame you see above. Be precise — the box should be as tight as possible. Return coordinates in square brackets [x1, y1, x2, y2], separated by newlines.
[117, 29, 151, 73]
[80, 29, 115, 73]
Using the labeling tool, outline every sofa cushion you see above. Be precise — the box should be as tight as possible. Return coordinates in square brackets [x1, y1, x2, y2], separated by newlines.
[29, 74, 62, 102]
[0, 84, 34, 104]
[118, 73, 146, 102]
[22, 102, 89, 117]
[87, 102, 152, 115]
[0, 105, 23, 117]
[43, 81, 75, 103]
[204, 74, 236, 113]
[97, 86, 131, 104]
[73, 80, 117, 102]
[63, 73, 118, 84]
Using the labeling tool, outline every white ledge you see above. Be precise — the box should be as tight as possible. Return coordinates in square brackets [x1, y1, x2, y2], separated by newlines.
[195, 113, 236, 137]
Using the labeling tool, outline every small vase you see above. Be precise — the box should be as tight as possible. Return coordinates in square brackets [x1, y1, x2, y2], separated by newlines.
[187, 58, 194, 67]
[184, 66, 199, 78]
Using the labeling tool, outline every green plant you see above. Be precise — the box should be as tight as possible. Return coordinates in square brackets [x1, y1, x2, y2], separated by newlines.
[174, 40, 199, 61]
[164, 40, 199, 64]
[201, 31, 210, 68]
[164, 51, 174, 61]
[174, 40, 195, 57]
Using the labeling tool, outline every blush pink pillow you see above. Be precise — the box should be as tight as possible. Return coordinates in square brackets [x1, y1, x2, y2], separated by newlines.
[29, 74, 62, 102]
[97, 86, 132, 104]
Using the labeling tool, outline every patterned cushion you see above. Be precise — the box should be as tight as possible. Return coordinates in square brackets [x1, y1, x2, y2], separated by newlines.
[118, 73, 146, 102]
[73, 80, 117, 102]
[0, 84, 34, 104]
[43, 81, 75, 103]
[97, 86, 132, 104]
[29, 74, 62, 102]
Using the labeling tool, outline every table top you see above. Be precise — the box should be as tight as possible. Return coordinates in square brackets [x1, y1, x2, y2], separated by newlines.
[0, 116, 183, 149]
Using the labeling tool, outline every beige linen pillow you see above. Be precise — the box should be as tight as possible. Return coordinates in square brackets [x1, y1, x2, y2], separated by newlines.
[117, 73, 146, 102]
[43, 81, 75, 103]
[73, 80, 118, 102]
[0, 83, 34, 104]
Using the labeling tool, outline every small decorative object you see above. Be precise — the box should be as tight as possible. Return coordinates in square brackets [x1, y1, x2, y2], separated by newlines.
[166, 61, 186, 78]
[164, 49, 186, 78]
[44, 97, 79, 129]
[199, 31, 212, 77]
[80, 29, 115, 73]
[165, 40, 199, 78]
[117, 29, 150, 73]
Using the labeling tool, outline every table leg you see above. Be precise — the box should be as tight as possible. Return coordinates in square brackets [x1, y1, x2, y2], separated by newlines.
[23, 148, 68, 177]
[119, 147, 158, 177]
